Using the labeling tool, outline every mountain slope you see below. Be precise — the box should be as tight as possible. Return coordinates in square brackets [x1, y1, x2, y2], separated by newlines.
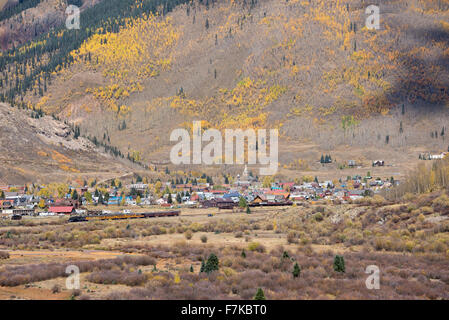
[1, 0, 449, 179]
[0, 102, 133, 184]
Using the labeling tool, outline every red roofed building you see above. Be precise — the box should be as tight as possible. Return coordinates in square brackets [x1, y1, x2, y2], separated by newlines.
[49, 206, 75, 215]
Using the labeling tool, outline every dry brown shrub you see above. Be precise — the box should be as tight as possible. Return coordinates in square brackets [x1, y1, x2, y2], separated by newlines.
[0, 251, 9, 259]
[184, 230, 193, 240]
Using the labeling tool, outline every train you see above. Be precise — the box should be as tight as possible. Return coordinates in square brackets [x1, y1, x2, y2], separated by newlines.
[68, 210, 180, 222]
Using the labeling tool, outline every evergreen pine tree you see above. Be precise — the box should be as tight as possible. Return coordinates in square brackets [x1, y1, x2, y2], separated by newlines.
[333, 255, 345, 273]
[204, 253, 219, 274]
[293, 262, 301, 278]
[98, 193, 104, 204]
[239, 196, 247, 208]
[254, 288, 266, 300]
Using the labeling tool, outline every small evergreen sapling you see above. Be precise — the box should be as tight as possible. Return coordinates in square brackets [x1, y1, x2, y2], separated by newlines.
[203, 253, 219, 274]
[254, 288, 266, 300]
[333, 255, 345, 273]
[293, 262, 301, 278]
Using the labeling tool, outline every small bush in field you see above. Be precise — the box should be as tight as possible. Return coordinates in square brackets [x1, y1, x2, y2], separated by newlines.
[293, 262, 301, 278]
[314, 212, 324, 221]
[254, 288, 266, 300]
[333, 255, 345, 273]
[432, 193, 449, 209]
[287, 231, 298, 244]
[52, 284, 61, 294]
[247, 242, 265, 253]
[71, 289, 82, 299]
[200, 235, 208, 243]
[185, 230, 193, 240]
[0, 251, 9, 259]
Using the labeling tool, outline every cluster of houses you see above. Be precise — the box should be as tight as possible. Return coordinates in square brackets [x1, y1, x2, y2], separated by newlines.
[0, 166, 398, 219]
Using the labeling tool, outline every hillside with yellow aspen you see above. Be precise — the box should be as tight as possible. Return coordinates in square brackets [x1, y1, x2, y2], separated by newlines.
[1, 0, 449, 178]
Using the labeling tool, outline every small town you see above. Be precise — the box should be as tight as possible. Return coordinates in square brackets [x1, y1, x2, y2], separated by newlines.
[0, 165, 399, 221]
[1, 0, 448, 305]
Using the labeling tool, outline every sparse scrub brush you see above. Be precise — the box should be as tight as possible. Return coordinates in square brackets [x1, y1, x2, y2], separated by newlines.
[185, 230, 193, 240]
[0, 251, 9, 259]
[52, 284, 61, 294]
[287, 231, 298, 244]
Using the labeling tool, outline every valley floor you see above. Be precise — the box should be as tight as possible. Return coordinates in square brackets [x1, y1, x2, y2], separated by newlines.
[0, 202, 448, 300]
